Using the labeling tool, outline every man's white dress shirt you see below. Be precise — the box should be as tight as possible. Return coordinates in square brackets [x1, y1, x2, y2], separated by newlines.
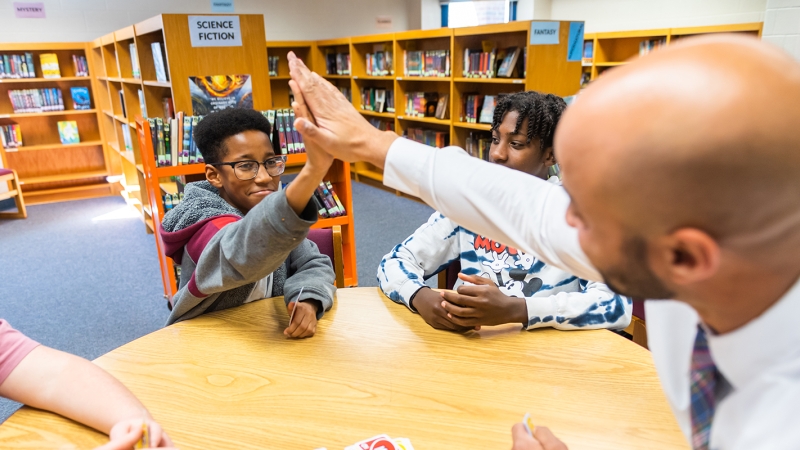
[383, 138, 800, 449]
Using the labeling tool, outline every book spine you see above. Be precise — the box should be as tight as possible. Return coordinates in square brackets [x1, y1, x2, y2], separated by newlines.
[183, 115, 193, 164]
[288, 110, 304, 152]
[191, 116, 201, 163]
[276, 110, 288, 155]
[325, 181, 346, 215]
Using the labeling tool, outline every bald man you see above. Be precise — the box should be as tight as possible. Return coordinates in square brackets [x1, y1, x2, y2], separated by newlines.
[286, 35, 800, 450]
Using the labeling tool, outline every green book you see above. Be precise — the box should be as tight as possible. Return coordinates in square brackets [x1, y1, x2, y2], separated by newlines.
[57, 121, 79, 144]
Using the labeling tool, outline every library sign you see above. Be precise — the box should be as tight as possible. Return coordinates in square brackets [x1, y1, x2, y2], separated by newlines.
[188, 16, 242, 47]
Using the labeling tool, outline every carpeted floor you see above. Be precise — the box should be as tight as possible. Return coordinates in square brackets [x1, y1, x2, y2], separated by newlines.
[0, 181, 435, 422]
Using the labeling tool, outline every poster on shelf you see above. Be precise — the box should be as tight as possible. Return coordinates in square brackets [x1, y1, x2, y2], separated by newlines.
[567, 22, 585, 62]
[189, 74, 253, 115]
[188, 15, 242, 47]
[530, 21, 560, 45]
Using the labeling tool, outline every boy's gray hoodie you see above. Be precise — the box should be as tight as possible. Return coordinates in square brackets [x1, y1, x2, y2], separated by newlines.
[160, 181, 335, 325]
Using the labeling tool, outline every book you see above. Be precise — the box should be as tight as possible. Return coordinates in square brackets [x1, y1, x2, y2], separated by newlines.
[7, 89, 64, 113]
[466, 131, 492, 160]
[582, 41, 594, 65]
[478, 95, 496, 124]
[0, 123, 22, 149]
[130, 43, 140, 78]
[57, 121, 79, 144]
[138, 89, 147, 118]
[72, 54, 89, 77]
[121, 123, 133, 151]
[39, 53, 60, 78]
[0, 53, 35, 78]
[70, 87, 91, 110]
[405, 127, 448, 148]
[496, 47, 521, 78]
[325, 52, 350, 75]
[162, 97, 174, 119]
[434, 94, 449, 120]
[268, 55, 279, 77]
[118, 90, 126, 118]
[151, 42, 168, 82]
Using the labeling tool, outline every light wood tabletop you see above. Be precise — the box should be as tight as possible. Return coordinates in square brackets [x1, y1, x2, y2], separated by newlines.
[0, 287, 687, 449]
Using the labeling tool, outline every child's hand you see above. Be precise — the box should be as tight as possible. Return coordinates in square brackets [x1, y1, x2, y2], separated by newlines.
[95, 417, 175, 449]
[285, 300, 320, 338]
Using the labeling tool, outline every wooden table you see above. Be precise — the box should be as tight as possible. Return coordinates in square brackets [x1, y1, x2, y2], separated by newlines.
[0, 288, 686, 449]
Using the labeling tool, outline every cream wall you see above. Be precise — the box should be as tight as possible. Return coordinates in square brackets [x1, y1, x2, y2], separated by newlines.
[762, 0, 800, 59]
[549, 0, 766, 33]
[0, 0, 411, 43]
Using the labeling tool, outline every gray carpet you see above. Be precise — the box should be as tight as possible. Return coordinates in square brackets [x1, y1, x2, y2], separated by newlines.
[0, 181, 435, 422]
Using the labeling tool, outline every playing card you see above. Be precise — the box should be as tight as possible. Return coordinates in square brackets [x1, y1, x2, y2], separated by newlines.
[288, 286, 305, 325]
[523, 412, 535, 436]
[345, 434, 397, 450]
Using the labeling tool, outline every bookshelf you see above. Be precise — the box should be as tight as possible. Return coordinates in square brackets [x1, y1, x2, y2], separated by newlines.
[267, 41, 316, 109]
[582, 23, 763, 82]
[0, 42, 113, 204]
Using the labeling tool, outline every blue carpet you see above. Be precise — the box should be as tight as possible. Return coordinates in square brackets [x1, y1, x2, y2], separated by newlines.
[0, 181, 435, 422]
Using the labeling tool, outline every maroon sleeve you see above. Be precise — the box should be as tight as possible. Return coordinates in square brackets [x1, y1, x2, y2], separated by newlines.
[0, 320, 40, 386]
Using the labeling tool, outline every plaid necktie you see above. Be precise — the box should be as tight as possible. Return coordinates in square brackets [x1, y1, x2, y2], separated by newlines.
[690, 325, 717, 450]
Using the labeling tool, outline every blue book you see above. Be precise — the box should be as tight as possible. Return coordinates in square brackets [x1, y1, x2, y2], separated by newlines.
[70, 87, 91, 110]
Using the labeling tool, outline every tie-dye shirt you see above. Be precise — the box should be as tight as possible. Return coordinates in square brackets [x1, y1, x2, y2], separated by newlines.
[378, 212, 632, 330]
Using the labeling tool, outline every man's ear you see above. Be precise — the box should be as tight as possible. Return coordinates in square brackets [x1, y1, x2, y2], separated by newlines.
[205, 165, 224, 189]
[652, 228, 721, 287]
[542, 146, 556, 167]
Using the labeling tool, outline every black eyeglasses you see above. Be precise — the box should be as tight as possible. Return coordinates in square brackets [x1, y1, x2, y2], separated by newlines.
[210, 156, 287, 180]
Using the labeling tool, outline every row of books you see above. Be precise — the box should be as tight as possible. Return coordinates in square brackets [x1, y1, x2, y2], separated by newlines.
[325, 52, 351, 76]
[639, 38, 666, 56]
[365, 50, 393, 77]
[0, 54, 35, 78]
[312, 181, 346, 218]
[262, 109, 307, 155]
[404, 92, 448, 120]
[462, 94, 498, 124]
[463, 46, 523, 78]
[163, 192, 184, 212]
[368, 117, 394, 132]
[0, 123, 22, 149]
[7, 87, 91, 113]
[360, 87, 394, 114]
[403, 50, 450, 77]
[148, 113, 203, 167]
[405, 127, 449, 148]
[268, 55, 279, 77]
[465, 132, 492, 161]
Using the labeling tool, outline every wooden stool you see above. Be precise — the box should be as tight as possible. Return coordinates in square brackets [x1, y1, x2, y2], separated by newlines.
[0, 168, 27, 219]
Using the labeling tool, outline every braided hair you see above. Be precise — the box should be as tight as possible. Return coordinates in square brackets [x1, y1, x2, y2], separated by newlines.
[490, 91, 567, 150]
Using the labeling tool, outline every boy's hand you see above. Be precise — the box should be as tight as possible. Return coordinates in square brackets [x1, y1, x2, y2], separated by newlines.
[410, 288, 473, 333]
[95, 417, 175, 449]
[440, 274, 528, 328]
[511, 423, 568, 450]
[285, 300, 319, 338]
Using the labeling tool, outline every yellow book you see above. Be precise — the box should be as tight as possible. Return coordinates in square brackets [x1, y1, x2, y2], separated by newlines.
[39, 53, 61, 78]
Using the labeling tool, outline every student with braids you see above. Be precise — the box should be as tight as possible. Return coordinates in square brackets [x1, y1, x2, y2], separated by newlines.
[378, 91, 632, 332]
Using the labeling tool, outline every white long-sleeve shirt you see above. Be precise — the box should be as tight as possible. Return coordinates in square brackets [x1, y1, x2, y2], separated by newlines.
[383, 138, 800, 449]
[377, 211, 632, 330]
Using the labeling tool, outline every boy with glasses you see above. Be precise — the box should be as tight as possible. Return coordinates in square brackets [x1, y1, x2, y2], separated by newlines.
[160, 108, 335, 338]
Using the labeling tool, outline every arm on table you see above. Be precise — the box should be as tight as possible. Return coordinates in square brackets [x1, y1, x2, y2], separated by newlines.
[524, 281, 633, 331]
[0, 346, 172, 447]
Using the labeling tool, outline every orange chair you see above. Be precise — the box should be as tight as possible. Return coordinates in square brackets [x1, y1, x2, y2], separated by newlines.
[0, 168, 27, 219]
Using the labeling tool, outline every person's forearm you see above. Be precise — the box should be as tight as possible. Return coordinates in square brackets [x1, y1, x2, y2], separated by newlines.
[0, 346, 148, 434]
[285, 164, 329, 215]
[361, 130, 399, 169]
[383, 140, 602, 282]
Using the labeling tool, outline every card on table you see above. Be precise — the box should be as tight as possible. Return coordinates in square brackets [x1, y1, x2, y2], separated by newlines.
[344, 434, 397, 450]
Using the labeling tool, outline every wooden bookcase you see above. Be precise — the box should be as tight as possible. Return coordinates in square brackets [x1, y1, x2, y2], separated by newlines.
[266, 40, 316, 109]
[582, 22, 763, 82]
[0, 42, 113, 204]
[90, 13, 358, 299]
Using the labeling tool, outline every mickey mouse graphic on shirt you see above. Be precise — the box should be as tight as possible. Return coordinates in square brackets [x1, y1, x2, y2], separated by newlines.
[475, 236, 543, 298]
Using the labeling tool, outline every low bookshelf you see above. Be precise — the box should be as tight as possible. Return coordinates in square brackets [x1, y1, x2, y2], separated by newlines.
[0, 42, 113, 204]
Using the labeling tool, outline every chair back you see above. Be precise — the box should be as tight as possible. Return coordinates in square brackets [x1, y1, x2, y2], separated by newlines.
[307, 225, 345, 288]
[0, 168, 27, 219]
[437, 260, 462, 290]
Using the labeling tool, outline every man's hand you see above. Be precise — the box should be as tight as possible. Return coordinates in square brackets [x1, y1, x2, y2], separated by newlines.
[410, 288, 473, 333]
[284, 300, 320, 338]
[440, 274, 528, 328]
[95, 417, 175, 449]
[287, 52, 398, 167]
[511, 423, 568, 450]
[289, 74, 333, 176]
